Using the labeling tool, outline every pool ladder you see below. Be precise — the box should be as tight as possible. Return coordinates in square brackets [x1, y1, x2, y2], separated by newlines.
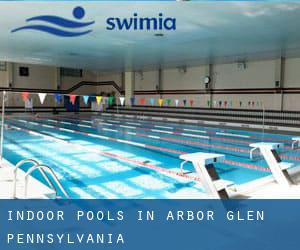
[12, 159, 70, 199]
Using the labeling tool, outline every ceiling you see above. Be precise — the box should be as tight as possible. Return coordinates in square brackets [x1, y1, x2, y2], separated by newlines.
[1, 2, 300, 71]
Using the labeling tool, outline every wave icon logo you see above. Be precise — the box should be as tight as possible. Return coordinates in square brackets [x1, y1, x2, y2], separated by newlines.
[11, 6, 94, 37]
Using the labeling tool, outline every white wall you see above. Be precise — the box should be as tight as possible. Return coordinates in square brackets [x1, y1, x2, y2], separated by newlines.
[135, 70, 158, 91]
[284, 58, 300, 88]
[13, 63, 57, 90]
[129, 59, 300, 111]
[61, 70, 98, 95]
[2, 57, 300, 111]
[98, 72, 123, 87]
[0, 71, 9, 88]
[3, 63, 101, 107]
[213, 60, 276, 89]
[162, 66, 207, 90]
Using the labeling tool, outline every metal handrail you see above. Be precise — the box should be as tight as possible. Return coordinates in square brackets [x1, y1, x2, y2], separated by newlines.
[13, 159, 46, 198]
[24, 164, 70, 199]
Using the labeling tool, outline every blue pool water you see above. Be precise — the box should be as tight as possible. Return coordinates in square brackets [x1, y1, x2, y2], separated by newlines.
[3, 113, 300, 198]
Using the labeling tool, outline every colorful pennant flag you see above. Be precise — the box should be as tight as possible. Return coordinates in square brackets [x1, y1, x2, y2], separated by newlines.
[139, 98, 146, 105]
[119, 96, 125, 106]
[130, 97, 135, 106]
[96, 96, 102, 105]
[150, 98, 155, 106]
[175, 99, 179, 107]
[69, 95, 77, 105]
[167, 99, 171, 106]
[158, 98, 164, 107]
[224, 101, 227, 107]
[207, 100, 210, 107]
[183, 100, 187, 106]
[21, 92, 29, 102]
[240, 101, 242, 107]
[190, 100, 194, 107]
[83, 95, 89, 105]
[38, 93, 47, 104]
[54, 94, 62, 104]
[108, 96, 114, 106]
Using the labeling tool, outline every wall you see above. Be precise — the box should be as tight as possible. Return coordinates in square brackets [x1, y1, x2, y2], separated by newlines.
[213, 60, 276, 89]
[135, 70, 158, 91]
[0, 70, 9, 88]
[128, 59, 300, 111]
[162, 66, 207, 90]
[1, 57, 300, 111]
[1, 63, 102, 107]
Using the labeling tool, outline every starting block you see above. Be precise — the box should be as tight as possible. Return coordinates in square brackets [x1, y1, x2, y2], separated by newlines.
[179, 152, 234, 199]
[249, 142, 294, 187]
[292, 137, 300, 150]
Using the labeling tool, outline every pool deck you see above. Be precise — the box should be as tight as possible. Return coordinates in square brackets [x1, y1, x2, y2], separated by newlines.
[233, 166, 300, 198]
[0, 159, 55, 199]
[1, 158, 300, 199]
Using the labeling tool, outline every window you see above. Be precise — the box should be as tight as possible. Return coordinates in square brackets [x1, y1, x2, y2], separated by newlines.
[60, 68, 83, 77]
[0, 62, 6, 71]
[19, 67, 29, 76]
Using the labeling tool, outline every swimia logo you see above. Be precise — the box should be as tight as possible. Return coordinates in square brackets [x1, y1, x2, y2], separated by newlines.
[106, 13, 176, 31]
[11, 6, 94, 37]
[11, 7, 176, 37]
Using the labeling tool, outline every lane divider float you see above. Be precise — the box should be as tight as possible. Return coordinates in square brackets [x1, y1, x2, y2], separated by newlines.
[9, 118, 271, 172]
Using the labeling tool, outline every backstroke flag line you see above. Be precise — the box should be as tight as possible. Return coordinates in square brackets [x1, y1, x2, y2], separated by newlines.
[38, 93, 47, 104]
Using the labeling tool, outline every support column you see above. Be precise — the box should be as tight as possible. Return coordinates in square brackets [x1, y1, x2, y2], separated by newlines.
[54, 67, 61, 90]
[124, 71, 135, 106]
[158, 68, 162, 97]
[204, 64, 213, 108]
[274, 57, 285, 111]
[7, 62, 14, 88]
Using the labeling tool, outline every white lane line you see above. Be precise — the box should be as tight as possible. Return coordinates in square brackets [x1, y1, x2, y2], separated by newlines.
[120, 125, 136, 129]
[216, 132, 250, 138]
[151, 129, 173, 134]
[42, 124, 55, 128]
[78, 124, 92, 128]
[61, 121, 72, 125]
[183, 128, 207, 134]
[96, 119, 211, 139]
[181, 133, 209, 139]
[117, 139, 145, 147]
[59, 128, 74, 133]
[26, 116, 251, 143]
[98, 122, 113, 126]
[81, 120, 93, 123]
[127, 132, 137, 135]
[103, 128, 118, 132]
[126, 122, 141, 126]
[108, 120, 120, 123]
[98, 116, 255, 138]
[29, 122, 39, 125]
[17, 119, 27, 123]
[47, 119, 58, 123]
[100, 117, 252, 139]
[154, 125, 173, 130]
[148, 135, 160, 139]
[87, 133, 109, 140]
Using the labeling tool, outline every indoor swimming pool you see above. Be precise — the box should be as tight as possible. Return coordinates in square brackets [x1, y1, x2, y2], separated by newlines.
[2, 113, 300, 199]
